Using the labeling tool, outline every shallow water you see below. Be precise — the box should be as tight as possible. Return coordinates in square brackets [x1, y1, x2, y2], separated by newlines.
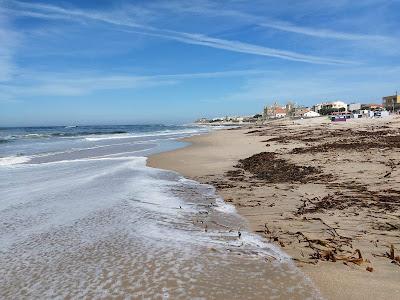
[0, 125, 320, 299]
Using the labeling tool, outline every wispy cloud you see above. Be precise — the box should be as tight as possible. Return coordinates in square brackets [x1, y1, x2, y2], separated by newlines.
[132, 29, 354, 65]
[0, 69, 271, 98]
[0, 8, 19, 82]
[144, 0, 394, 43]
[260, 21, 393, 43]
[7, 0, 355, 65]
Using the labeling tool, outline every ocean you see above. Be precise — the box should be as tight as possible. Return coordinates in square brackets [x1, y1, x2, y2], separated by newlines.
[0, 125, 319, 299]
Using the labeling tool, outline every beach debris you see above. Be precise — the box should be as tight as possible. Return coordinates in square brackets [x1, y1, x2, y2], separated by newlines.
[290, 230, 362, 265]
[384, 244, 400, 266]
[225, 169, 245, 181]
[291, 134, 400, 154]
[323, 250, 336, 262]
[295, 187, 400, 214]
[212, 121, 400, 275]
[383, 171, 391, 178]
[246, 129, 263, 134]
[293, 258, 318, 265]
[389, 244, 395, 260]
[333, 249, 364, 266]
[264, 224, 271, 234]
[235, 152, 320, 183]
[384, 222, 399, 231]
[207, 179, 235, 189]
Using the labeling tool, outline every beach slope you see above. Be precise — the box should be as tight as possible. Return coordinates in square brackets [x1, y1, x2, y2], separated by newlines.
[148, 117, 400, 299]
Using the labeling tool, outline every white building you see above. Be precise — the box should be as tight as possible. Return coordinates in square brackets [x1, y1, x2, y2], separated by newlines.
[348, 103, 361, 112]
[304, 111, 320, 118]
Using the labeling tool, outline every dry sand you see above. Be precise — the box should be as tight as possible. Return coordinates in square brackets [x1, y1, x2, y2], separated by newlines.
[148, 116, 400, 299]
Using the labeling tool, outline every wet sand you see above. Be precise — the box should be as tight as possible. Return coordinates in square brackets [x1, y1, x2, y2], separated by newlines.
[148, 116, 400, 299]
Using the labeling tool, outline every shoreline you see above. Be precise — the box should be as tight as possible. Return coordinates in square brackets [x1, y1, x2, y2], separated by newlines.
[148, 117, 400, 299]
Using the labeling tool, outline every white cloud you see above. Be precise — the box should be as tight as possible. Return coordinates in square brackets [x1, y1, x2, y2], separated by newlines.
[8, 1, 355, 65]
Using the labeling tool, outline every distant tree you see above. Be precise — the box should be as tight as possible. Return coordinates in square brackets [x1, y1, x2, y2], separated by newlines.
[319, 107, 330, 115]
[319, 107, 343, 115]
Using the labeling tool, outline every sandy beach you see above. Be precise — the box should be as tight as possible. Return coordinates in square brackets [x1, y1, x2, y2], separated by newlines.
[148, 116, 400, 299]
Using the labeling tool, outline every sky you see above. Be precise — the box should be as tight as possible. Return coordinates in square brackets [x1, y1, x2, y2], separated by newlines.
[1, 0, 400, 126]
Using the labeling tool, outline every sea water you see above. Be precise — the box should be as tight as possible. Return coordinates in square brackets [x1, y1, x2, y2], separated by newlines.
[0, 125, 319, 299]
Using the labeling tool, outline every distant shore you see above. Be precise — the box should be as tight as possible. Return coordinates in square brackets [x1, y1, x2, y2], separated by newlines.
[148, 116, 400, 299]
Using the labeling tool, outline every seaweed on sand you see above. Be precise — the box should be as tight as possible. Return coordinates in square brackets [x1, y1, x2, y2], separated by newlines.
[235, 152, 320, 183]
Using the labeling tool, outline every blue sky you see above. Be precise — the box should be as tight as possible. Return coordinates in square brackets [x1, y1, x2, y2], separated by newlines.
[1, 0, 400, 126]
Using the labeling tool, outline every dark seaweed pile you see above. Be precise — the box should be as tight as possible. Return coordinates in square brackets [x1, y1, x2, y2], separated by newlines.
[236, 152, 319, 183]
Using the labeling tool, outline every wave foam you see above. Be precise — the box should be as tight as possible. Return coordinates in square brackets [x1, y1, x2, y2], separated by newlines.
[0, 152, 318, 298]
[85, 128, 208, 142]
[0, 156, 31, 166]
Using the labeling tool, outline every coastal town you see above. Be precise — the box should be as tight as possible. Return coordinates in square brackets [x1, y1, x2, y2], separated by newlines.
[196, 93, 399, 124]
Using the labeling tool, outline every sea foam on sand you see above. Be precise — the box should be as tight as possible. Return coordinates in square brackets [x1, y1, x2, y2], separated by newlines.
[0, 139, 320, 299]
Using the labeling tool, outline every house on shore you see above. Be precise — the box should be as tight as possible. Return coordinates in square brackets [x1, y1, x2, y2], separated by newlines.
[293, 107, 310, 118]
[313, 101, 347, 115]
[263, 104, 287, 119]
[383, 94, 400, 112]
[273, 107, 287, 118]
